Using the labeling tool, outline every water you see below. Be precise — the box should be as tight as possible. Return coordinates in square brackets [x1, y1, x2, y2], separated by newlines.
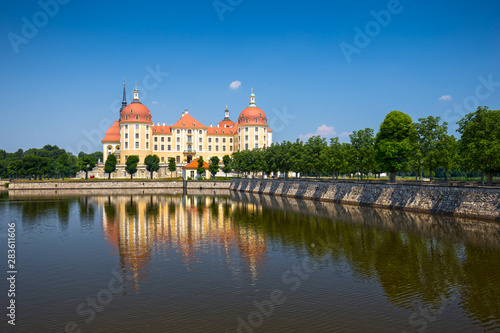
[1, 188, 499, 333]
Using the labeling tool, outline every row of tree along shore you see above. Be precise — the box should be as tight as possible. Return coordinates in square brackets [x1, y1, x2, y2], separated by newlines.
[1, 106, 499, 185]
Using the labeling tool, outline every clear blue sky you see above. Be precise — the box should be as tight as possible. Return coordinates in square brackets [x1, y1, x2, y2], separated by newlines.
[1, 0, 499, 154]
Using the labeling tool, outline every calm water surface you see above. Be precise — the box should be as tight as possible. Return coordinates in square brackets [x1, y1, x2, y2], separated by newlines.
[0, 189, 499, 333]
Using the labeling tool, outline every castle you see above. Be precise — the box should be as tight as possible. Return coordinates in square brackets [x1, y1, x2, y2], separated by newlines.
[99, 84, 273, 178]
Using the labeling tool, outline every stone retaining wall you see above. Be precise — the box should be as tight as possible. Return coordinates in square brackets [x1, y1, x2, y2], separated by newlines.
[230, 179, 500, 220]
[8, 180, 230, 191]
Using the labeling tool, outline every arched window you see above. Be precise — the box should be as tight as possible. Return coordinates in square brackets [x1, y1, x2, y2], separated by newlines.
[135, 115, 139, 120]
[254, 118, 258, 122]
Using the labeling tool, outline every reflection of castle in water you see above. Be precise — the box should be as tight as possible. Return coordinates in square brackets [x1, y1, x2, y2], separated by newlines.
[93, 193, 267, 290]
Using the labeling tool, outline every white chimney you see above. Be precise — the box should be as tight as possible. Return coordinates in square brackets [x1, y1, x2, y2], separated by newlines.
[163, 122, 165, 126]
[157, 122, 159, 126]
[184, 109, 189, 115]
[210, 123, 212, 127]
[181, 111, 185, 117]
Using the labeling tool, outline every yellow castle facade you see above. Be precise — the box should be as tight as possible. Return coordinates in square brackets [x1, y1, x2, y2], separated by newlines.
[100, 84, 272, 178]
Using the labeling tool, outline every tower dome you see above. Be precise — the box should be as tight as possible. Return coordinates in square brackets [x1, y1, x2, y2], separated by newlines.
[238, 89, 267, 125]
[119, 85, 152, 124]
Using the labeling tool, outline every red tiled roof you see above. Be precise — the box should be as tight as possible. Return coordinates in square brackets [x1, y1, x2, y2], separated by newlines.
[237, 107, 267, 126]
[120, 102, 152, 124]
[218, 120, 235, 127]
[206, 126, 235, 135]
[152, 126, 172, 134]
[102, 121, 120, 143]
[183, 158, 210, 169]
[171, 113, 207, 128]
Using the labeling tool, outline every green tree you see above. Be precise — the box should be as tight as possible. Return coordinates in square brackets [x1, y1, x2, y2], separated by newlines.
[375, 111, 417, 182]
[414, 116, 449, 182]
[125, 155, 139, 180]
[7, 160, 23, 180]
[209, 156, 220, 179]
[144, 154, 160, 179]
[222, 155, 232, 177]
[56, 153, 71, 180]
[22, 155, 41, 180]
[458, 106, 500, 185]
[104, 154, 117, 180]
[304, 136, 328, 178]
[350, 128, 375, 180]
[197, 157, 206, 178]
[168, 157, 177, 178]
[438, 134, 458, 182]
[79, 155, 96, 180]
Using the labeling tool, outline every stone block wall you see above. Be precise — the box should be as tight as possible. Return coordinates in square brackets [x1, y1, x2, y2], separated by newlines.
[231, 179, 500, 220]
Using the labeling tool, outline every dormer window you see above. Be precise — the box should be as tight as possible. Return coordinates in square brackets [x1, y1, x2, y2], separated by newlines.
[135, 115, 139, 120]
[193, 123, 196, 126]
[254, 118, 258, 122]
[145, 116, 148, 120]
[183, 123, 185, 126]
[130, 110, 133, 113]
[125, 115, 128, 120]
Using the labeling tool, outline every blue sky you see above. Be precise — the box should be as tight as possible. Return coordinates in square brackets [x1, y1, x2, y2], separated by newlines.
[1, 0, 499, 154]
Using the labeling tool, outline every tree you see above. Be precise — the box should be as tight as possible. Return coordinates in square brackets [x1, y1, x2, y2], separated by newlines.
[7, 160, 23, 180]
[144, 154, 160, 179]
[22, 155, 41, 180]
[438, 134, 458, 182]
[350, 128, 375, 180]
[375, 111, 417, 182]
[104, 154, 117, 180]
[414, 116, 448, 182]
[125, 155, 139, 180]
[209, 156, 220, 179]
[222, 155, 232, 177]
[56, 153, 71, 180]
[197, 157, 206, 178]
[458, 106, 500, 185]
[79, 155, 96, 180]
[303, 136, 328, 178]
[168, 157, 177, 178]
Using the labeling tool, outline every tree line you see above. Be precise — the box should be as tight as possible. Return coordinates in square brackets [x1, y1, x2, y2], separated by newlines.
[229, 106, 500, 185]
[0, 145, 102, 180]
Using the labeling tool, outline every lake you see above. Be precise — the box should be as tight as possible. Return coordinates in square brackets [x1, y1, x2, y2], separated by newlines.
[1, 189, 499, 332]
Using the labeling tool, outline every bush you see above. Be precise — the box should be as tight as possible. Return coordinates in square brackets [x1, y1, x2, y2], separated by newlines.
[4, 183, 8, 188]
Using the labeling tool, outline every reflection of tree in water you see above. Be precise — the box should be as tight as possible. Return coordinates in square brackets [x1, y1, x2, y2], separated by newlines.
[21, 198, 75, 233]
[125, 197, 137, 218]
[79, 197, 95, 229]
[145, 196, 159, 220]
[460, 244, 500, 330]
[230, 200, 499, 330]
[55, 199, 70, 230]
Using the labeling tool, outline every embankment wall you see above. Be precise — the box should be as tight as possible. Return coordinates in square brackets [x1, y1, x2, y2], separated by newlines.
[230, 179, 500, 220]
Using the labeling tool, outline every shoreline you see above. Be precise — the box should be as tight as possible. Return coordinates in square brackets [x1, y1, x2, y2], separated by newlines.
[230, 179, 500, 221]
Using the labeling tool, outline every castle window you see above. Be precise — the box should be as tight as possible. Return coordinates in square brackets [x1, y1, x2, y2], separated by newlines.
[168, 137, 171, 142]
[255, 135, 258, 141]
[135, 133, 139, 139]
[199, 145, 202, 151]
[215, 130, 218, 134]
[245, 135, 248, 141]
[188, 130, 192, 134]
[154, 145, 158, 151]
[222, 138, 226, 143]
[193, 123, 196, 126]
[177, 130, 180, 134]
[176, 156, 180, 163]
[230, 146, 233, 151]
[260, 114, 262, 117]
[177, 145, 180, 151]
[222, 130, 225, 133]
[135, 142, 139, 149]
[125, 125, 128, 130]
[182, 123, 185, 126]
[146, 134, 149, 139]
[245, 118, 249, 123]
[223, 146, 226, 151]
[255, 143, 258, 148]
[254, 118, 258, 122]
[245, 127, 249, 132]
[215, 138, 219, 143]
[125, 142, 128, 149]
[154, 137, 158, 142]
[135, 115, 139, 120]
[130, 109, 133, 113]
[168, 145, 171, 151]
[199, 138, 202, 143]
[161, 157, 164, 162]
[208, 145, 212, 151]
[135, 125, 139, 130]
[208, 138, 212, 143]
[125, 133, 128, 139]
[146, 125, 149, 130]
[146, 143, 149, 149]
[161, 145, 164, 151]
[199, 130, 202, 135]
[255, 127, 258, 132]
[161, 137, 164, 142]
[125, 115, 128, 120]
[215, 146, 219, 151]
[230, 138, 233, 143]
[177, 137, 180, 142]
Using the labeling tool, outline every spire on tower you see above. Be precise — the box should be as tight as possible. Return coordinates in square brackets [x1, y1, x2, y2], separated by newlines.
[119, 80, 127, 120]
[133, 81, 140, 102]
[224, 105, 230, 120]
[249, 88, 256, 107]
